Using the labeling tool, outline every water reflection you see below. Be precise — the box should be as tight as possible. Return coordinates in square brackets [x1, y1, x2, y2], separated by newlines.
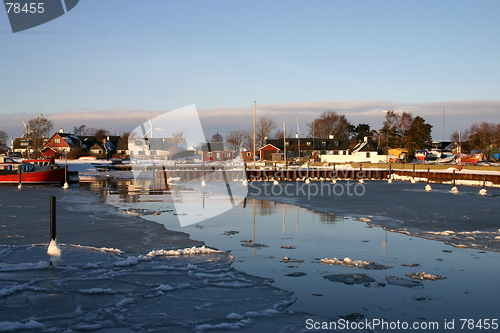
[93, 176, 500, 323]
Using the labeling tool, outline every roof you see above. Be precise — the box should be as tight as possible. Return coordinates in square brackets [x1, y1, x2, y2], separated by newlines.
[352, 141, 378, 152]
[258, 143, 280, 151]
[266, 138, 350, 151]
[201, 142, 225, 152]
[13, 137, 50, 150]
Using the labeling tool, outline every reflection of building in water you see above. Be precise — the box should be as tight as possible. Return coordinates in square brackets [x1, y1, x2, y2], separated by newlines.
[318, 213, 344, 224]
[382, 229, 387, 253]
[257, 200, 275, 216]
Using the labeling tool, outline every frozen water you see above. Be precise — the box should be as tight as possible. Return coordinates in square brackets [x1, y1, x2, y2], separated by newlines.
[0, 186, 342, 332]
[98, 178, 500, 327]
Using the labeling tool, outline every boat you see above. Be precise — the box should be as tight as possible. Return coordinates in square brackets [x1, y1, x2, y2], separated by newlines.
[414, 150, 427, 163]
[489, 149, 500, 162]
[0, 156, 66, 185]
[460, 150, 484, 164]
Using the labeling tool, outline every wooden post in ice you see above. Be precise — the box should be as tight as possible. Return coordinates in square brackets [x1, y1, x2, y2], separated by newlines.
[201, 163, 206, 187]
[387, 164, 392, 183]
[411, 164, 416, 183]
[479, 175, 487, 196]
[305, 162, 310, 184]
[451, 170, 458, 193]
[162, 166, 169, 191]
[18, 166, 22, 189]
[50, 196, 56, 241]
[425, 168, 432, 191]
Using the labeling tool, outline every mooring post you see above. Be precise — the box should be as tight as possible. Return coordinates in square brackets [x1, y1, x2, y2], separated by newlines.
[413, 164, 415, 178]
[453, 170, 456, 187]
[427, 168, 430, 185]
[162, 165, 169, 191]
[483, 175, 487, 189]
[18, 166, 22, 188]
[50, 196, 56, 241]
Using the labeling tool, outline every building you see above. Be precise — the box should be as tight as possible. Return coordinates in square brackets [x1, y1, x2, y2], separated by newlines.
[12, 137, 50, 158]
[201, 143, 234, 162]
[258, 144, 280, 160]
[45, 132, 83, 155]
[320, 137, 385, 163]
[265, 137, 350, 158]
[240, 150, 254, 162]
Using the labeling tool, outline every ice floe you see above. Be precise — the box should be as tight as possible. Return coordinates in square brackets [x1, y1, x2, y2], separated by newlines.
[321, 257, 392, 270]
[323, 274, 375, 285]
[385, 276, 423, 287]
[405, 272, 446, 281]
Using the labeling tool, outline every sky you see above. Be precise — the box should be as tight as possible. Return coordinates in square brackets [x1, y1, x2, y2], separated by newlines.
[1, 0, 499, 142]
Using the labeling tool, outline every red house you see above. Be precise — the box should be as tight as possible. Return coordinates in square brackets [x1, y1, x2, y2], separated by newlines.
[258, 144, 280, 160]
[240, 150, 254, 162]
[44, 132, 83, 154]
[201, 143, 234, 162]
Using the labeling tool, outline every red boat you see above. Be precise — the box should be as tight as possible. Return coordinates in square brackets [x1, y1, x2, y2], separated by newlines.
[0, 156, 66, 185]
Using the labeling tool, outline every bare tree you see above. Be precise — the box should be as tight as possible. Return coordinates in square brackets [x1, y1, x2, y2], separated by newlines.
[307, 111, 352, 139]
[226, 130, 247, 150]
[211, 132, 223, 142]
[256, 116, 277, 148]
[0, 131, 8, 150]
[73, 125, 87, 136]
[172, 130, 185, 146]
[25, 114, 54, 158]
[87, 128, 110, 142]
[273, 128, 295, 140]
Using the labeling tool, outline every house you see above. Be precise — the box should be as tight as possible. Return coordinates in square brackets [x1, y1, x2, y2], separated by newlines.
[128, 135, 192, 160]
[40, 147, 56, 158]
[12, 137, 50, 158]
[240, 150, 254, 162]
[320, 137, 385, 163]
[258, 144, 280, 160]
[45, 132, 83, 155]
[201, 143, 234, 162]
[266, 138, 350, 158]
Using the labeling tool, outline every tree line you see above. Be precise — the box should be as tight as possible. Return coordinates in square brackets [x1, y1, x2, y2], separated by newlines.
[2, 112, 499, 157]
[208, 110, 500, 158]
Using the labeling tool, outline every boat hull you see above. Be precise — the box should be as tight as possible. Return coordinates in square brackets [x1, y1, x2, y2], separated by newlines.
[0, 167, 66, 185]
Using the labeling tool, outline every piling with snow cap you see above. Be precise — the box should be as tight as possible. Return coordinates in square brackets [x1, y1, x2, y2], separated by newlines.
[50, 196, 56, 241]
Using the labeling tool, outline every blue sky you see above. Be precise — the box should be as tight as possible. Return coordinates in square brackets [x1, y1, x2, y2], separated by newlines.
[1, 0, 499, 140]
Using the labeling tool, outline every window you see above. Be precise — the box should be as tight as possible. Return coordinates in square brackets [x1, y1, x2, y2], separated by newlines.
[21, 142, 28, 146]
[306, 142, 311, 146]
[321, 141, 326, 146]
[333, 141, 339, 147]
[54, 138, 60, 144]
[246, 152, 251, 157]
[366, 152, 370, 158]
[285, 141, 290, 146]
[207, 152, 212, 157]
[333, 151, 339, 155]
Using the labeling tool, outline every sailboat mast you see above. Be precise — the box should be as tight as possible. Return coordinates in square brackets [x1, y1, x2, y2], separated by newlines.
[297, 114, 300, 160]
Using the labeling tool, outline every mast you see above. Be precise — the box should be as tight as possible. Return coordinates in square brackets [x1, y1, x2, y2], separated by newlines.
[253, 101, 256, 161]
[297, 114, 300, 160]
[443, 106, 445, 141]
[284, 122, 286, 168]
